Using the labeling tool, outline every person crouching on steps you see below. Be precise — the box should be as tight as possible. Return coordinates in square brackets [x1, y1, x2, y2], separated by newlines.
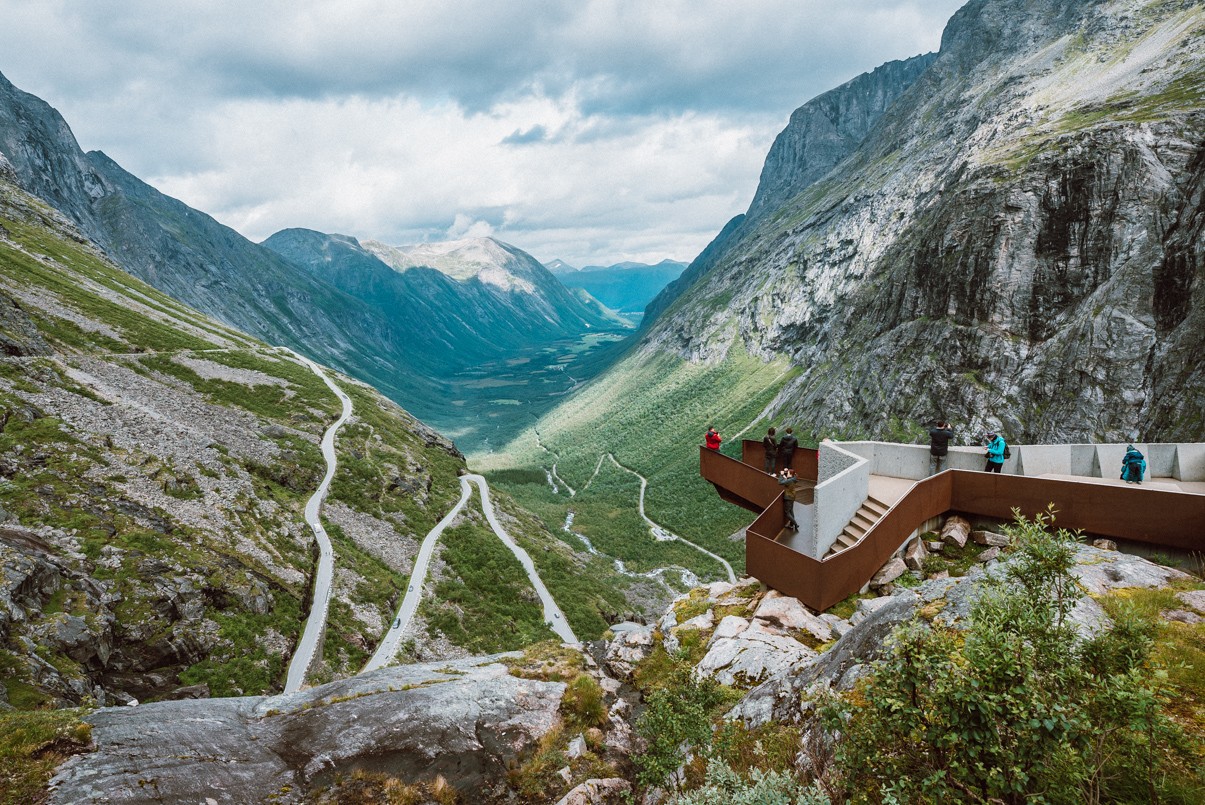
[778, 468, 800, 531]
[705, 426, 722, 451]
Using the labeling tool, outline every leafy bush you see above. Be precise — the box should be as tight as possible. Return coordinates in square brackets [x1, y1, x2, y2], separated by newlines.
[823, 510, 1202, 803]
[634, 654, 729, 790]
[670, 759, 830, 805]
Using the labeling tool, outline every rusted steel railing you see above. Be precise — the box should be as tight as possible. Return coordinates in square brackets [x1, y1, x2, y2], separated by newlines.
[702, 450, 1205, 612]
[739, 439, 818, 480]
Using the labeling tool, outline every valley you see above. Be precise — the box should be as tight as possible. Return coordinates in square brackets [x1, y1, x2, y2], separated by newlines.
[432, 328, 632, 453]
[1, 0, 1203, 801]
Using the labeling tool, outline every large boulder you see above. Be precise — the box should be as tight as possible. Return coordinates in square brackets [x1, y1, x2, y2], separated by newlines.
[695, 618, 816, 688]
[50, 655, 565, 803]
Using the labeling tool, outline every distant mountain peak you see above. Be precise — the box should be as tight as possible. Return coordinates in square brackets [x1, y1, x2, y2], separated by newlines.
[362, 236, 548, 293]
[545, 258, 577, 274]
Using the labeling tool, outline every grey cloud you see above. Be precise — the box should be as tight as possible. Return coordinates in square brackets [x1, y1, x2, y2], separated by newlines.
[500, 125, 550, 146]
[3, 1, 966, 117]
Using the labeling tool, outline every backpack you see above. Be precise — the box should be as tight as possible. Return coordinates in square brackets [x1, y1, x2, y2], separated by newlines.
[1003, 444, 1011, 459]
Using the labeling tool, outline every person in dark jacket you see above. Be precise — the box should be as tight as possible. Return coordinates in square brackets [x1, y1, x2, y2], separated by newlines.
[778, 468, 800, 530]
[928, 420, 955, 475]
[704, 426, 722, 451]
[984, 432, 1006, 473]
[776, 427, 798, 471]
[762, 427, 778, 473]
[1121, 444, 1146, 484]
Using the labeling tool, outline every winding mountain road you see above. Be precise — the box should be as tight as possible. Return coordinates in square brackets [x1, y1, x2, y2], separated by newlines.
[466, 473, 577, 643]
[284, 352, 354, 694]
[606, 454, 737, 584]
[362, 479, 475, 672]
[364, 473, 577, 672]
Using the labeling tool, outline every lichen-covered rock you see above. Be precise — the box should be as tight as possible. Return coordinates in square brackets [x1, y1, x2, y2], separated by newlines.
[696, 618, 817, 688]
[940, 516, 971, 548]
[972, 531, 1010, 547]
[870, 557, 907, 588]
[556, 777, 632, 805]
[50, 656, 565, 804]
[754, 591, 834, 642]
[1178, 590, 1205, 614]
[603, 623, 656, 681]
[904, 536, 928, 571]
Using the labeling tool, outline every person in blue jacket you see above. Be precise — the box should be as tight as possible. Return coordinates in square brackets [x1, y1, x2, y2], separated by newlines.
[1121, 445, 1146, 484]
[984, 432, 1006, 473]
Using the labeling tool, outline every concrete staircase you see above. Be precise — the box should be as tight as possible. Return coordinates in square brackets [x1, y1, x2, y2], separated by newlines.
[825, 495, 890, 558]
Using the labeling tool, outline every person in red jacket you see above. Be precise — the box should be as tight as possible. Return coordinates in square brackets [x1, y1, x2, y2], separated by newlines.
[704, 426, 722, 450]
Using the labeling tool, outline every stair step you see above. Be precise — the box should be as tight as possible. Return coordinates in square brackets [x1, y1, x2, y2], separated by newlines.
[863, 497, 890, 515]
[851, 512, 877, 530]
[837, 531, 860, 547]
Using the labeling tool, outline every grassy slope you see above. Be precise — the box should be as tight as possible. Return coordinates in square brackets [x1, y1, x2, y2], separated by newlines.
[478, 346, 797, 613]
[0, 182, 465, 700]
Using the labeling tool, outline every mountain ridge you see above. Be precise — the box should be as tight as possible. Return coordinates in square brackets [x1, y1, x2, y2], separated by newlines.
[619, 0, 1205, 444]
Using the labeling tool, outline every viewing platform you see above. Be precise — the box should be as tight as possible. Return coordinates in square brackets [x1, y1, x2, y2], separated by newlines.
[700, 439, 1205, 612]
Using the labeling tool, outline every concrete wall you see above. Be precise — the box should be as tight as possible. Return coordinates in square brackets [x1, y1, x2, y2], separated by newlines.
[818, 439, 860, 481]
[831, 441, 1205, 482]
[1070, 445, 1097, 477]
[1016, 444, 1071, 477]
[1148, 444, 1177, 478]
[813, 441, 871, 559]
[1175, 444, 1205, 480]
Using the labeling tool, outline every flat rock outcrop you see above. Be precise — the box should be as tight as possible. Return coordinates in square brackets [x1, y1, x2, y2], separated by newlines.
[50, 655, 565, 804]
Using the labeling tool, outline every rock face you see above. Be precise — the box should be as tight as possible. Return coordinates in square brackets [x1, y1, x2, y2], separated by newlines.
[50, 656, 565, 804]
[745, 53, 938, 222]
[634, 0, 1205, 442]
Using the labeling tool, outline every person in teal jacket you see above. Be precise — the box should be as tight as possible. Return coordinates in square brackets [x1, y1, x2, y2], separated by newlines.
[1121, 445, 1146, 484]
[984, 432, 1006, 473]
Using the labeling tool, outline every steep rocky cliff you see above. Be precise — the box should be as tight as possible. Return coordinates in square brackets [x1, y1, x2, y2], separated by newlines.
[639, 0, 1205, 444]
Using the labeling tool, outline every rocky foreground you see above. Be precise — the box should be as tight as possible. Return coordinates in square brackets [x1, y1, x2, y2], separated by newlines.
[47, 536, 1201, 804]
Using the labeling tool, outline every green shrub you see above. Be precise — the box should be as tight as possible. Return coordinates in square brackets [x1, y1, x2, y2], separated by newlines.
[823, 510, 1203, 803]
[670, 759, 829, 805]
[560, 674, 607, 731]
[634, 654, 729, 790]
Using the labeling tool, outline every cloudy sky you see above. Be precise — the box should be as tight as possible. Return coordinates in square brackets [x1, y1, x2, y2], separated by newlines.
[0, 0, 965, 266]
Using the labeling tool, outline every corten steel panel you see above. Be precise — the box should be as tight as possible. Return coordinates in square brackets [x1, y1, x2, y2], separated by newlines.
[814, 474, 953, 610]
[950, 473, 1205, 550]
[740, 440, 819, 481]
[700, 447, 782, 510]
[747, 532, 827, 609]
[747, 493, 786, 541]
